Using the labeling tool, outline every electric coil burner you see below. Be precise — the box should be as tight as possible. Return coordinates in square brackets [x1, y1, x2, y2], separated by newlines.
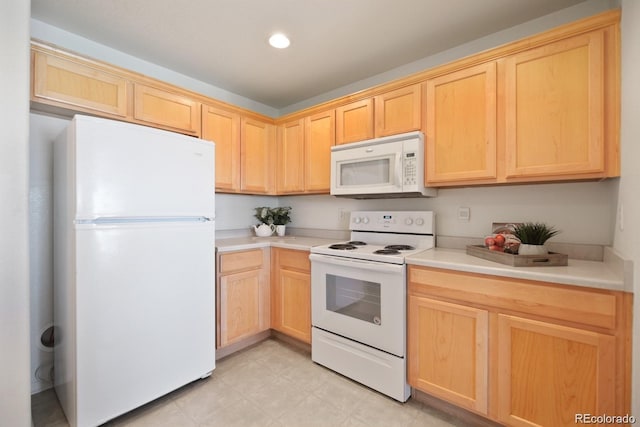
[310, 211, 435, 402]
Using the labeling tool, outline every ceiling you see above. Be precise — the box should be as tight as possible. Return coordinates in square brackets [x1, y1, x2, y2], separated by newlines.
[31, 0, 589, 110]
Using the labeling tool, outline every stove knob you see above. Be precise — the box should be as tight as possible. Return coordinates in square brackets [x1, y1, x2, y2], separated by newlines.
[405, 218, 414, 226]
[415, 217, 425, 226]
[353, 217, 361, 224]
[362, 216, 369, 224]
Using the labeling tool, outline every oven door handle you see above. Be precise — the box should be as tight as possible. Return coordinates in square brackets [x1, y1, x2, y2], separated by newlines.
[309, 253, 404, 274]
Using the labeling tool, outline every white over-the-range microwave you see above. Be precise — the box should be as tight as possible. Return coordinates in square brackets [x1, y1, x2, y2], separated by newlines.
[330, 131, 437, 199]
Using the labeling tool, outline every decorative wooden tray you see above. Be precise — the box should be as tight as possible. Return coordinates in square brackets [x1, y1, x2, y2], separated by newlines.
[466, 245, 568, 267]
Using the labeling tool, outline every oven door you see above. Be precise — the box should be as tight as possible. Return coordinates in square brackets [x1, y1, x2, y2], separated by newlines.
[310, 253, 406, 357]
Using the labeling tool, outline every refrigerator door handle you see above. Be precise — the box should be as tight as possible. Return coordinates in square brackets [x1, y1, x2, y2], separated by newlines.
[75, 216, 215, 225]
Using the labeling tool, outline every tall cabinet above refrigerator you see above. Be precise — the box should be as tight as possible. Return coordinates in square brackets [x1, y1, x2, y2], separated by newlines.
[53, 115, 216, 427]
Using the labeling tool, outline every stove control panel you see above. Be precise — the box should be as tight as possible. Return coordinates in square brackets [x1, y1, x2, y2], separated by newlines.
[350, 211, 434, 234]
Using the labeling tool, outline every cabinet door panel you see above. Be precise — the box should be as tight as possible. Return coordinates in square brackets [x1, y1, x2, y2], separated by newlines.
[305, 110, 335, 192]
[504, 31, 605, 178]
[497, 315, 615, 427]
[275, 269, 311, 343]
[336, 99, 374, 144]
[219, 270, 261, 346]
[202, 105, 240, 191]
[425, 62, 497, 184]
[134, 84, 200, 135]
[408, 296, 488, 414]
[374, 84, 421, 137]
[241, 118, 274, 193]
[32, 51, 129, 118]
[277, 119, 305, 193]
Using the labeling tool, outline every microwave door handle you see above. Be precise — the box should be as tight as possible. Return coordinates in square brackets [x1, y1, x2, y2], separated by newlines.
[396, 154, 403, 188]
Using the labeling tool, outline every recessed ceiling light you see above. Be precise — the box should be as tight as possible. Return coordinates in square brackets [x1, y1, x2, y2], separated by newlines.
[269, 33, 290, 49]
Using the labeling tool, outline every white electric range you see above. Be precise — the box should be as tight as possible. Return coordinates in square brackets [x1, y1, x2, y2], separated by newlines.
[309, 211, 435, 402]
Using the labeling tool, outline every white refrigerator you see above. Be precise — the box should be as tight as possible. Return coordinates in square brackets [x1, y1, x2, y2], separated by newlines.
[53, 115, 216, 427]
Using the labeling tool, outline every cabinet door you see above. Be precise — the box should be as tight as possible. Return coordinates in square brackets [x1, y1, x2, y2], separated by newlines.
[273, 269, 311, 343]
[335, 98, 374, 144]
[497, 315, 616, 427]
[271, 249, 311, 343]
[202, 105, 241, 191]
[241, 117, 275, 193]
[133, 83, 201, 136]
[408, 295, 489, 414]
[304, 110, 335, 193]
[219, 269, 262, 347]
[425, 62, 497, 185]
[277, 119, 305, 194]
[32, 50, 129, 118]
[374, 84, 421, 137]
[503, 30, 605, 179]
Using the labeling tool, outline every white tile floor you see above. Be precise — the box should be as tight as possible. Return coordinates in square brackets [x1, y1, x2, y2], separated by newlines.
[32, 338, 467, 427]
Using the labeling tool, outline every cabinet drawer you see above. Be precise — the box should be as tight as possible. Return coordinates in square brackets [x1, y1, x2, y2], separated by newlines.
[219, 249, 264, 273]
[275, 248, 310, 271]
[408, 266, 618, 330]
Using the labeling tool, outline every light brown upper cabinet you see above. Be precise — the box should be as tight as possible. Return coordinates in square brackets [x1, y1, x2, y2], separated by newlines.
[241, 117, 275, 194]
[336, 85, 421, 145]
[276, 119, 305, 193]
[133, 83, 201, 136]
[275, 109, 335, 195]
[425, 63, 497, 185]
[31, 48, 130, 119]
[503, 29, 611, 181]
[335, 98, 374, 144]
[304, 109, 335, 193]
[201, 104, 241, 191]
[374, 84, 422, 137]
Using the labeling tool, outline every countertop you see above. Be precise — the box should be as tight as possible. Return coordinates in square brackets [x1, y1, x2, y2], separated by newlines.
[216, 235, 338, 253]
[406, 247, 626, 292]
[216, 236, 628, 293]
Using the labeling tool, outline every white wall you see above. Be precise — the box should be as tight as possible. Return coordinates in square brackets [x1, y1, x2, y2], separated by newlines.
[281, 181, 616, 244]
[615, 0, 640, 416]
[1, 0, 32, 425]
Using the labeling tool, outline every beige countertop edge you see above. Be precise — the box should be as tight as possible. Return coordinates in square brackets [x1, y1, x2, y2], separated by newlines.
[216, 236, 337, 253]
[406, 248, 627, 293]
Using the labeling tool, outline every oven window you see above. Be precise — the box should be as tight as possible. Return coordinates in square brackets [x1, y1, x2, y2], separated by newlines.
[326, 274, 381, 325]
[339, 158, 391, 186]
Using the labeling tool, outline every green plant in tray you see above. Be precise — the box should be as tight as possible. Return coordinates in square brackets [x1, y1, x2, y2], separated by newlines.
[512, 222, 559, 245]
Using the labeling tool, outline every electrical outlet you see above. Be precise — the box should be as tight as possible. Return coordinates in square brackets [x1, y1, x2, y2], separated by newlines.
[339, 209, 350, 224]
[457, 207, 470, 222]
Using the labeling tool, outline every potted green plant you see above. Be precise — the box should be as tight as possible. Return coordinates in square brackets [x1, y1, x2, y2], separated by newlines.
[271, 206, 292, 236]
[253, 207, 275, 236]
[512, 222, 560, 255]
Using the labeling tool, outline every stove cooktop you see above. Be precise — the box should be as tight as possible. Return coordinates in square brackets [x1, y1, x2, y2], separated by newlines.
[311, 240, 431, 264]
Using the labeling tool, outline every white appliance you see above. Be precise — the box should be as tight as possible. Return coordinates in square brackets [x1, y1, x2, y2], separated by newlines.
[310, 211, 435, 402]
[330, 131, 437, 199]
[53, 115, 216, 427]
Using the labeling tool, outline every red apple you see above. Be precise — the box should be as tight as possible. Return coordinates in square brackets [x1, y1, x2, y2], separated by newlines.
[484, 236, 496, 247]
[489, 245, 504, 252]
[494, 234, 506, 247]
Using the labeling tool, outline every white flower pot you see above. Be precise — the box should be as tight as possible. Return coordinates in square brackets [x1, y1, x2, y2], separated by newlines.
[518, 244, 548, 256]
[275, 225, 286, 237]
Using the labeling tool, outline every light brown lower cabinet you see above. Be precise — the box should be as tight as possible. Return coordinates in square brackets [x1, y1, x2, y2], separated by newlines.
[271, 248, 311, 343]
[217, 249, 270, 348]
[408, 265, 631, 426]
[408, 296, 489, 414]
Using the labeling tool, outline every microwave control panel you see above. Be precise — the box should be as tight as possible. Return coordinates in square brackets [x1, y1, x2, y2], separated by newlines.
[403, 152, 417, 185]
